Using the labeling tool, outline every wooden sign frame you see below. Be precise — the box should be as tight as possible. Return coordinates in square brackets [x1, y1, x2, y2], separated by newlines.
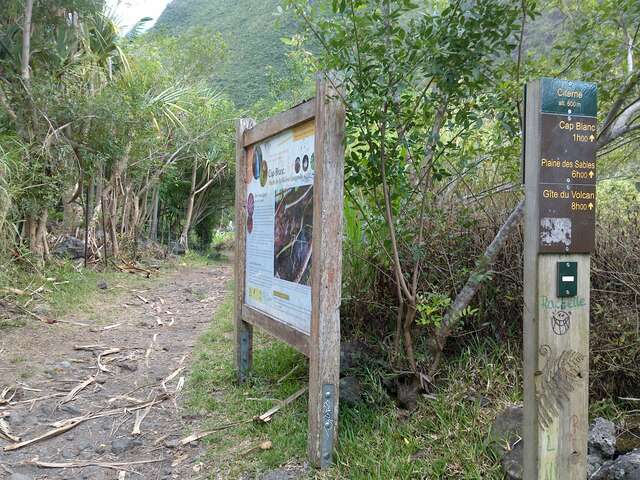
[234, 73, 345, 468]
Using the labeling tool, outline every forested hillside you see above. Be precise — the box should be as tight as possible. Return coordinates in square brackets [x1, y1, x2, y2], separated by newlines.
[154, 0, 295, 107]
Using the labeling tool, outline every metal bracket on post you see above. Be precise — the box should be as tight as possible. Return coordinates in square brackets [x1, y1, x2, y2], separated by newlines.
[239, 329, 250, 381]
[320, 384, 336, 468]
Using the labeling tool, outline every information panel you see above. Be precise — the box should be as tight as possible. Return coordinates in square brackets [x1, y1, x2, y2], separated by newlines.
[244, 120, 315, 334]
[537, 78, 597, 253]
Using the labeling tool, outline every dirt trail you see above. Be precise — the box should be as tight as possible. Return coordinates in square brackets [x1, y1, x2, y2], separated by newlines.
[0, 263, 231, 480]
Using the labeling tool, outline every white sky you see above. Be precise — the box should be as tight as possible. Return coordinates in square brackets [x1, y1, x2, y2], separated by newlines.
[105, 0, 173, 34]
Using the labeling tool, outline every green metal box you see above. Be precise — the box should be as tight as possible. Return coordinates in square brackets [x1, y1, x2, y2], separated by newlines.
[557, 262, 578, 298]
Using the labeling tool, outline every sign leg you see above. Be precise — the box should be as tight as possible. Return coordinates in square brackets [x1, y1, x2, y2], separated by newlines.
[308, 73, 345, 468]
[235, 117, 256, 383]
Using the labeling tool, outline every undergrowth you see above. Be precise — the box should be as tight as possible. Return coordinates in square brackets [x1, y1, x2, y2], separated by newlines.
[188, 287, 640, 479]
[188, 294, 516, 479]
[0, 257, 149, 326]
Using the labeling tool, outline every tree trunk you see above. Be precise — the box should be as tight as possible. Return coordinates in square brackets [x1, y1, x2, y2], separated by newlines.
[109, 190, 119, 258]
[37, 210, 49, 259]
[63, 184, 81, 234]
[403, 304, 418, 372]
[179, 161, 198, 250]
[21, 0, 33, 83]
[25, 216, 37, 254]
[25, 210, 48, 263]
[120, 187, 130, 235]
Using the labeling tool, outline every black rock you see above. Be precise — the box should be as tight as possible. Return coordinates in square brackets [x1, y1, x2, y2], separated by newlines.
[340, 340, 366, 372]
[164, 439, 180, 449]
[97, 280, 108, 290]
[490, 406, 524, 480]
[53, 235, 86, 260]
[169, 241, 186, 255]
[502, 441, 523, 480]
[594, 449, 640, 479]
[111, 438, 133, 455]
[339, 376, 363, 404]
[590, 455, 613, 479]
[489, 405, 523, 451]
[589, 417, 617, 459]
[395, 375, 421, 411]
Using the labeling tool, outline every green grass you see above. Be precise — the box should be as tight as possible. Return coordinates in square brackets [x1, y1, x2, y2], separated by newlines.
[188, 293, 527, 479]
[0, 258, 149, 323]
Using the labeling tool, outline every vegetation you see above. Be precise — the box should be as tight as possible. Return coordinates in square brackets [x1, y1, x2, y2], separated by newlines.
[188, 287, 627, 478]
[0, 0, 237, 268]
[154, 0, 299, 108]
[1, 0, 639, 478]
[281, 0, 640, 386]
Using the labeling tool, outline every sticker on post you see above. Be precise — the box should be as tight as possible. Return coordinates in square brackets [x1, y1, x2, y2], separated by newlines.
[540, 217, 571, 248]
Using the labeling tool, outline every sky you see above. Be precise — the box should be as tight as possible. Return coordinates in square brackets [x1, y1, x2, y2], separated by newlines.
[105, 0, 173, 34]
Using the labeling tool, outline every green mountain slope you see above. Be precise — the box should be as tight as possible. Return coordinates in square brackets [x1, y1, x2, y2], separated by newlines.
[154, 0, 294, 107]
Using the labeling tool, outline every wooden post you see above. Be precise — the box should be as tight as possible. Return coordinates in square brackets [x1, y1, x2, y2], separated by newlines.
[308, 72, 346, 468]
[235, 117, 256, 382]
[523, 79, 597, 479]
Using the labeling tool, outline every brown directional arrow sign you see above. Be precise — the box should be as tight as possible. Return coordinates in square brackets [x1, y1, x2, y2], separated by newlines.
[537, 78, 597, 253]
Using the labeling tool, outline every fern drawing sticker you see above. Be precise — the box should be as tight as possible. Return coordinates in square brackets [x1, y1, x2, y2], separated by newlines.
[535, 345, 585, 430]
[551, 309, 571, 335]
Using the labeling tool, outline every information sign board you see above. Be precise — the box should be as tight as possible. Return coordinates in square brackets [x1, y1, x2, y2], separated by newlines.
[244, 121, 316, 334]
[234, 73, 345, 469]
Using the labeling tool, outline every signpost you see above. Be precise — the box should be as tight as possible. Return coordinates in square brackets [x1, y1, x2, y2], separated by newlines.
[523, 78, 597, 479]
[234, 73, 345, 468]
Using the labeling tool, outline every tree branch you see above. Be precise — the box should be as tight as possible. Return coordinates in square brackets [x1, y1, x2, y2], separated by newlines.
[430, 198, 524, 375]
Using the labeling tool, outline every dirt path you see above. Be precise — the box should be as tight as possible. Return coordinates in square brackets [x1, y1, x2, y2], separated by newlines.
[0, 263, 231, 480]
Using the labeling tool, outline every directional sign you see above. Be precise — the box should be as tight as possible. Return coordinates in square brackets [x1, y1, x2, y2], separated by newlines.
[537, 78, 598, 253]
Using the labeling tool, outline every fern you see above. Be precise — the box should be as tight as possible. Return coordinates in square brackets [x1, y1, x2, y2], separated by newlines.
[536, 345, 585, 430]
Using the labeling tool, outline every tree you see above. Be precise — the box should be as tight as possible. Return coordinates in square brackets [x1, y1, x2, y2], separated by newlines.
[286, 0, 524, 372]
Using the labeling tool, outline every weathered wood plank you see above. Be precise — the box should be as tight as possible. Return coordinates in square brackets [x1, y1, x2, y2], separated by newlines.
[235, 118, 256, 383]
[523, 79, 542, 480]
[241, 305, 310, 357]
[307, 72, 345, 468]
[243, 100, 314, 147]
[536, 254, 589, 480]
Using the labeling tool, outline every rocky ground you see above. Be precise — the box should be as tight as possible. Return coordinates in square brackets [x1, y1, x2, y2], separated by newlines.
[0, 263, 231, 480]
[491, 406, 640, 479]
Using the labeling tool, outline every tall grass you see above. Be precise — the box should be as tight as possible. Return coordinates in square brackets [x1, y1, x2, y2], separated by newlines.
[0, 136, 21, 256]
[0, 149, 13, 257]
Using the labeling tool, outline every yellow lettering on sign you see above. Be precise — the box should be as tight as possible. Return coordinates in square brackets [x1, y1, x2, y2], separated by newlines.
[575, 122, 596, 132]
[559, 120, 574, 131]
[571, 190, 595, 200]
[574, 160, 595, 169]
[541, 158, 561, 168]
